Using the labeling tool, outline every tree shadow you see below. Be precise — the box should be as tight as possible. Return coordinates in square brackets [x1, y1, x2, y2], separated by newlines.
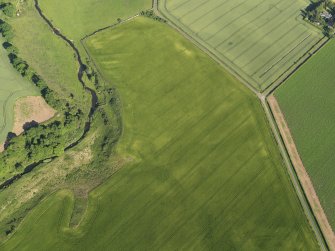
[23, 120, 39, 131]
[4, 132, 17, 150]
[3, 121, 39, 150]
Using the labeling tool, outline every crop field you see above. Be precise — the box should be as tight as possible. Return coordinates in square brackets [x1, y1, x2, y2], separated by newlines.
[39, 0, 151, 42]
[276, 40, 335, 231]
[159, 0, 325, 91]
[0, 17, 319, 250]
[0, 46, 38, 144]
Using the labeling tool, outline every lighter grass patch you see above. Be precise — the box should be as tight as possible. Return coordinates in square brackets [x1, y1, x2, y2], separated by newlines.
[175, 42, 193, 57]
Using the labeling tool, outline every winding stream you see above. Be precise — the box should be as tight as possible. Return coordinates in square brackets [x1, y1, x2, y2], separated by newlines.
[0, 0, 99, 189]
[34, 0, 98, 147]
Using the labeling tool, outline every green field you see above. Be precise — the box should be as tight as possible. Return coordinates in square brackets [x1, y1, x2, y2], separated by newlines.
[276, 40, 335, 231]
[0, 17, 319, 250]
[9, 0, 89, 107]
[39, 0, 151, 42]
[159, 0, 325, 91]
[0, 45, 38, 143]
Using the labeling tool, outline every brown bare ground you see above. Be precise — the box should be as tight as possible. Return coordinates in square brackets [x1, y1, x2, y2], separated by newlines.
[268, 95, 335, 250]
[0, 96, 56, 153]
[12, 96, 56, 135]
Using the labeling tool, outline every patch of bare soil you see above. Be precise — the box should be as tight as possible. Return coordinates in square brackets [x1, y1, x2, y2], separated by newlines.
[0, 96, 56, 153]
[268, 95, 335, 250]
[12, 96, 56, 135]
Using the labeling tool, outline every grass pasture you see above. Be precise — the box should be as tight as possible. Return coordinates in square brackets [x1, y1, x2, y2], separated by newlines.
[159, 0, 325, 91]
[276, 40, 335, 231]
[38, 0, 152, 42]
[8, 0, 90, 109]
[0, 17, 319, 250]
[0, 46, 38, 143]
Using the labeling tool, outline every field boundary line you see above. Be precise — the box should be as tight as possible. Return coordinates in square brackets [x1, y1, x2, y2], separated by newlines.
[263, 36, 330, 96]
[258, 34, 319, 83]
[159, 0, 263, 89]
[261, 96, 329, 251]
[79, 14, 141, 91]
[158, 0, 327, 92]
[155, 0, 331, 249]
[155, 0, 260, 94]
[78, 2, 332, 248]
[256, 33, 312, 78]
[82, 14, 140, 41]
[268, 95, 335, 250]
[238, 25, 307, 68]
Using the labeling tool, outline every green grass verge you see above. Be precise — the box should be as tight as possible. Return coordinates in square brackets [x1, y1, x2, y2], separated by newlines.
[0, 17, 319, 250]
[275, 40, 335, 231]
[0, 45, 38, 143]
[159, 0, 324, 91]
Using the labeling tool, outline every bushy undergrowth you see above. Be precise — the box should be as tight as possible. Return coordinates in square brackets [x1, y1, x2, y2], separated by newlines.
[140, 10, 166, 23]
[0, 2, 15, 17]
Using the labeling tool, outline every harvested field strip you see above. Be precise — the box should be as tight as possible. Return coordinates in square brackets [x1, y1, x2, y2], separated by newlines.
[275, 40, 335, 233]
[160, 0, 324, 90]
[268, 95, 335, 250]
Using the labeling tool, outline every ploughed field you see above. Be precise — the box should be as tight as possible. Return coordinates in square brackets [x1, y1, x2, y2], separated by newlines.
[0, 46, 38, 143]
[1, 17, 319, 250]
[276, 40, 335, 231]
[159, 0, 325, 91]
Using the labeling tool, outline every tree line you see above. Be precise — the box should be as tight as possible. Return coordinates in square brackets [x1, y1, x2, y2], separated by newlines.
[140, 10, 167, 23]
[0, 4, 86, 179]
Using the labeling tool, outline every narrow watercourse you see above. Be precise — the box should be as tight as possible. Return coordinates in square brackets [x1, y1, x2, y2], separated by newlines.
[34, 0, 98, 145]
[0, 0, 99, 189]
